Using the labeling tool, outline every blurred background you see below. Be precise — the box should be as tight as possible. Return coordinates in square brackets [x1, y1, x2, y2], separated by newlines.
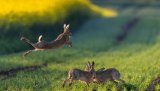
[0, 0, 159, 54]
[0, 0, 159, 55]
[0, 0, 160, 90]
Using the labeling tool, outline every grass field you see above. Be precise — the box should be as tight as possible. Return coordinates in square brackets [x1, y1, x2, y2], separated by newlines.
[0, 2, 160, 91]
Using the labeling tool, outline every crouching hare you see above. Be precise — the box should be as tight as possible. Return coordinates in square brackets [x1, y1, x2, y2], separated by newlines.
[62, 61, 96, 87]
[20, 24, 72, 57]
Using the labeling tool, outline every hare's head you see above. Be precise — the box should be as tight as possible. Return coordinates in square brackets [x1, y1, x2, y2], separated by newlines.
[85, 61, 96, 78]
[85, 61, 95, 71]
[63, 24, 72, 36]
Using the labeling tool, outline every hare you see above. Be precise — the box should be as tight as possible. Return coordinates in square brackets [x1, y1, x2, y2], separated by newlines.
[84, 63, 124, 84]
[62, 61, 96, 87]
[92, 68, 125, 84]
[20, 24, 72, 57]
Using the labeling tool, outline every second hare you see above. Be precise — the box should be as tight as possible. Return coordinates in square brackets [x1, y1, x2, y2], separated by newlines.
[85, 63, 125, 84]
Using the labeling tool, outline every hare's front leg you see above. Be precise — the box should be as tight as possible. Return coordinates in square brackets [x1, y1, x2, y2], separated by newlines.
[23, 50, 34, 57]
[23, 49, 39, 57]
[66, 41, 72, 47]
[62, 79, 69, 87]
[68, 79, 73, 86]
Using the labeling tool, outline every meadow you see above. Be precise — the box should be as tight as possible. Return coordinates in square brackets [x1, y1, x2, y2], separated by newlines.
[0, 0, 160, 91]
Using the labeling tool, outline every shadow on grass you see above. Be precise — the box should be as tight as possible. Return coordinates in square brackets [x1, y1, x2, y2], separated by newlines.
[92, 83, 138, 91]
[0, 62, 47, 81]
[0, 54, 70, 81]
[115, 17, 139, 45]
[122, 83, 137, 91]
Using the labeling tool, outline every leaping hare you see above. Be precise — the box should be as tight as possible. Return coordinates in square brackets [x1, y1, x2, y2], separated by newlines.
[20, 24, 72, 57]
[62, 61, 96, 87]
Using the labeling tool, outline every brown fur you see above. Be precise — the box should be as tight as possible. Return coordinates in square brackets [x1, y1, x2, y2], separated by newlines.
[93, 68, 125, 84]
[62, 62, 95, 87]
[84, 63, 124, 84]
[21, 24, 72, 57]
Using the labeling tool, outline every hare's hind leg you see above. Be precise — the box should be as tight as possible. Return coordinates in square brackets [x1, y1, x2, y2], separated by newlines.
[20, 37, 35, 47]
[69, 79, 73, 86]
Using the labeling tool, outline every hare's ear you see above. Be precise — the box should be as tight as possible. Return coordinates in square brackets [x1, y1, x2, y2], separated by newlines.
[92, 61, 95, 66]
[86, 63, 89, 68]
[64, 24, 66, 28]
[66, 24, 70, 29]
[85, 63, 89, 70]
[87, 61, 91, 68]
[63, 24, 67, 32]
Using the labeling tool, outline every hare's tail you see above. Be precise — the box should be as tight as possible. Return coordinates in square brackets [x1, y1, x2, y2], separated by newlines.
[38, 35, 43, 42]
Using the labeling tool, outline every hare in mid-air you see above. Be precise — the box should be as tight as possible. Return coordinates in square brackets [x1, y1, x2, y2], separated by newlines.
[62, 61, 96, 87]
[21, 24, 72, 57]
[85, 63, 125, 84]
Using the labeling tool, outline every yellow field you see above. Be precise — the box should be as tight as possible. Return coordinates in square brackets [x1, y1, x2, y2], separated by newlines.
[0, 0, 117, 17]
[0, 0, 53, 15]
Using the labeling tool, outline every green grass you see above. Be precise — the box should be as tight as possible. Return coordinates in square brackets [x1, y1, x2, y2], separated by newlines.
[0, 6, 160, 91]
